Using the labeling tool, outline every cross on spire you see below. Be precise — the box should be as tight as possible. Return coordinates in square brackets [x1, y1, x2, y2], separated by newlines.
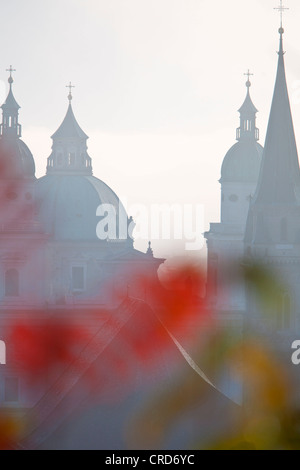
[274, 0, 289, 28]
[6, 65, 16, 78]
[66, 81, 75, 102]
[6, 65, 16, 85]
[244, 69, 253, 88]
[244, 69, 253, 82]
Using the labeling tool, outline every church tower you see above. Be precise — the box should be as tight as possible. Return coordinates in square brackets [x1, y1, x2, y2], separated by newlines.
[245, 20, 300, 332]
[0, 67, 35, 182]
[46, 83, 92, 176]
[205, 77, 263, 311]
[221, 74, 263, 227]
[0, 67, 46, 308]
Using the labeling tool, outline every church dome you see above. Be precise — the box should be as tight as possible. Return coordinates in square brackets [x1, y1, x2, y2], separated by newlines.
[220, 77, 263, 184]
[0, 137, 35, 179]
[36, 174, 127, 241]
[221, 140, 263, 183]
[36, 91, 128, 241]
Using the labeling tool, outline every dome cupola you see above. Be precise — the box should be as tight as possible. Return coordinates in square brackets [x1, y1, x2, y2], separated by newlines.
[221, 73, 263, 185]
[219, 74, 263, 226]
[37, 85, 130, 243]
[0, 66, 35, 179]
[236, 70, 259, 142]
[46, 83, 92, 176]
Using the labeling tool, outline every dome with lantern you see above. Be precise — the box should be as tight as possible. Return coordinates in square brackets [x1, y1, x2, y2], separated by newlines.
[36, 86, 129, 242]
[220, 77, 263, 184]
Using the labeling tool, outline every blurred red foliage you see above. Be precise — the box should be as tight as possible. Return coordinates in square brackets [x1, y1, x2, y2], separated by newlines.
[2, 261, 210, 449]
[8, 319, 91, 383]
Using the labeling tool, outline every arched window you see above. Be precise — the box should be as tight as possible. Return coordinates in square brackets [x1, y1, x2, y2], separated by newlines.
[5, 269, 19, 297]
[282, 293, 291, 329]
[68, 153, 75, 166]
[280, 218, 288, 242]
[209, 254, 218, 297]
[72, 266, 85, 291]
[57, 153, 63, 166]
[213, 268, 218, 296]
[276, 292, 291, 330]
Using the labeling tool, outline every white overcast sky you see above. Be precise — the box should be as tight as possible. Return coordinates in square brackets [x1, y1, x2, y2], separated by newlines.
[1, 0, 300, 260]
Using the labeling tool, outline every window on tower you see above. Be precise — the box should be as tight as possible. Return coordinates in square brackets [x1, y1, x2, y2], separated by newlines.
[208, 254, 218, 297]
[5, 269, 19, 297]
[280, 218, 288, 242]
[72, 266, 85, 291]
[69, 153, 75, 166]
[211, 268, 218, 297]
[57, 153, 63, 166]
[276, 291, 291, 331]
[283, 293, 291, 329]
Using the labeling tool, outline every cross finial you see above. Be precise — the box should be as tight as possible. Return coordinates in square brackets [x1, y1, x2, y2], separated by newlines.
[274, 0, 289, 28]
[6, 65, 16, 85]
[66, 81, 75, 102]
[244, 69, 253, 88]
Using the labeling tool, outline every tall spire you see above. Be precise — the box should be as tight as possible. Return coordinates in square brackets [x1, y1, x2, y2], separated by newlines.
[0, 66, 22, 138]
[245, 2, 300, 247]
[252, 8, 300, 205]
[236, 71, 259, 142]
[47, 84, 92, 175]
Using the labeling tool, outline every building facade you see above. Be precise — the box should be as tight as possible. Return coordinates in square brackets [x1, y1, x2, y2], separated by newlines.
[0, 74, 162, 410]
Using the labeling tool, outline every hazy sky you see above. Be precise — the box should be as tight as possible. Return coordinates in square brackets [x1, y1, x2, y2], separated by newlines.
[1, 0, 300, 260]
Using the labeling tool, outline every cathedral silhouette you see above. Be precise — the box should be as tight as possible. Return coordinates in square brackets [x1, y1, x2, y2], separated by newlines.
[0, 4, 299, 450]
[206, 21, 299, 335]
[0, 69, 161, 309]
